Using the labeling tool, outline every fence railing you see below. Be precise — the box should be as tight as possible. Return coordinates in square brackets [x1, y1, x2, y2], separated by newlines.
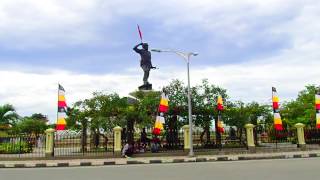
[121, 129, 184, 154]
[0, 134, 45, 160]
[2, 125, 320, 159]
[54, 131, 114, 157]
[193, 129, 247, 152]
[305, 128, 320, 144]
[255, 129, 298, 152]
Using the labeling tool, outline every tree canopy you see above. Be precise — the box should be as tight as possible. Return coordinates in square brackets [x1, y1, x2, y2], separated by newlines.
[281, 85, 319, 127]
[0, 104, 19, 129]
[1, 82, 319, 135]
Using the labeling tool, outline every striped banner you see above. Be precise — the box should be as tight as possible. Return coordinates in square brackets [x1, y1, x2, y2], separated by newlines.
[56, 84, 67, 130]
[272, 87, 283, 131]
[216, 95, 224, 133]
[153, 92, 169, 135]
[153, 116, 165, 135]
[158, 93, 169, 113]
[217, 95, 224, 111]
[316, 88, 320, 129]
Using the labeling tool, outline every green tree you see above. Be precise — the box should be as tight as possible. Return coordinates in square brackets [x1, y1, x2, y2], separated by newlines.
[13, 115, 48, 135]
[14, 117, 47, 136]
[74, 93, 124, 131]
[192, 79, 228, 144]
[224, 101, 272, 143]
[128, 90, 160, 128]
[66, 106, 82, 130]
[0, 104, 19, 130]
[163, 79, 229, 144]
[69, 92, 130, 147]
[281, 85, 319, 127]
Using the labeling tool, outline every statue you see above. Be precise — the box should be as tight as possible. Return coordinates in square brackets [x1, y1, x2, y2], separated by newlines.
[133, 42, 156, 90]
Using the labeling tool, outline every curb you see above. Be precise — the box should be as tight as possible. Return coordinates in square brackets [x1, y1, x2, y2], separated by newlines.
[1, 152, 319, 168]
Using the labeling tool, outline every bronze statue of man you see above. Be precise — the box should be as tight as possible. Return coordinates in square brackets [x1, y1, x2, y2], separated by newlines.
[133, 42, 156, 86]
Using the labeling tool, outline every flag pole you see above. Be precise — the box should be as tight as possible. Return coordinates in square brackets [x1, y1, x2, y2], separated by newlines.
[137, 24, 143, 43]
[217, 111, 222, 150]
[272, 87, 278, 148]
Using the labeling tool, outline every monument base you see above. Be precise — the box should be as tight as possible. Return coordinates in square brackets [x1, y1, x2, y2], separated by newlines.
[138, 83, 152, 91]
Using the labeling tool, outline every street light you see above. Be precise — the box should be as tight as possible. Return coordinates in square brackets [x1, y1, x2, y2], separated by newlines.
[151, 48, 198, 157]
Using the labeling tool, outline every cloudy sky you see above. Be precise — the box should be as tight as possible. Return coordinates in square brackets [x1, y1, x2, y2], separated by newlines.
[0, 0, 319, 123]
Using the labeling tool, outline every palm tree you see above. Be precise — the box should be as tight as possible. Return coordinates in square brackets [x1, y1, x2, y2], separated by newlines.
[0, 104, 19, 128]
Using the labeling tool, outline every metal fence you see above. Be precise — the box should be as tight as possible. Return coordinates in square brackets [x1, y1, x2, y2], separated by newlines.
[121, 129, 184, 155]
[0, 134, 45, 160]
[252, 128, 320, 152]
[2, 127, 320, 160]
[256, 129, 297, 151]
[121, 128, 248, 155]
[193, 129, 247, 154]
[305, 128, 320, 144]
[54, 131, 114, 158]
[304, 128, 320, 150]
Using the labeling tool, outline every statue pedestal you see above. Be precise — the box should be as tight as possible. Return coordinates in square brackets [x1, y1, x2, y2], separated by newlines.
[139, 83, 152, 91]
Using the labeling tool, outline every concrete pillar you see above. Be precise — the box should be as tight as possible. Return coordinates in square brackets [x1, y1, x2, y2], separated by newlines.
[182, 125, 190, 150]
[113, 126, 123, 155]
[294, 123, 306, 150]
[45, 128, 55, 157]
[245, 124, 255, 152]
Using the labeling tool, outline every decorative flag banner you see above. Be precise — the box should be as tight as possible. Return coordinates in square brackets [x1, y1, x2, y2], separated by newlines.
[272, 87, 283, 131]
[217, 95, 224, 111]
[217, 116, 225, 133]
[158, 93, 169, 113]
[153, 116, 165, 135]
[315, 88, 320, 128]
[137, 24, 143, 43]
[153, 92, 169, 135]
[56, 84, 67, 130]
[216, 95, 224, 133]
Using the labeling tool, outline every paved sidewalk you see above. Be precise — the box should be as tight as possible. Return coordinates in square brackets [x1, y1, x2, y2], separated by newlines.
[1, 150, 320, 168]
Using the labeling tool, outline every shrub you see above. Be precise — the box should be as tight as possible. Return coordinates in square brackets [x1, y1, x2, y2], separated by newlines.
[0, 141, 32, 154]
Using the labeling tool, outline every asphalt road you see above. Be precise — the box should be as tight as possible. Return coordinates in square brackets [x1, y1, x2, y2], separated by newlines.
[1, 158, 320, 180]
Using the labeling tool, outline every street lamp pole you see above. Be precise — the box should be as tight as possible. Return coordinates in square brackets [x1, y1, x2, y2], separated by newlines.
[186, 55, 194, 156]
[151, 49, 197, 157]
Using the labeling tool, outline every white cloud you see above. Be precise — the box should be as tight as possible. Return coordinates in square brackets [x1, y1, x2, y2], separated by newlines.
[0, 69, 142, 123]
[0, 0, 106, 49]
[0, 0, 317, 50]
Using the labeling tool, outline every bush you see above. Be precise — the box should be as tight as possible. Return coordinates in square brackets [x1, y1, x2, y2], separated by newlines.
[0, 141, 32, 154]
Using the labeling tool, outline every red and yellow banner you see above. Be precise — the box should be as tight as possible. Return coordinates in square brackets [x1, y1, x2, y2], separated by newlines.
[272, 87, 283, 131]
[217, 117, 224, 133]
[153, 116, 165, 135]
[316, 90, 320, 128]
[153, 92, 169, 135]
[217, 95, 224, 111]
[158, 93, 169, 113]
[56, 84, 67, 130]
[216, 95, 224, 133]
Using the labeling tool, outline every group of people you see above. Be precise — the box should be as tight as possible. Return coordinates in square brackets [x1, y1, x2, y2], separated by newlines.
[122, 128, 161, 158]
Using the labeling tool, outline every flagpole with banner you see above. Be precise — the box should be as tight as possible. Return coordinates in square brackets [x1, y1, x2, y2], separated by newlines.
[272, 87, 284, 148]
[153, 92, 169, 136]
[315, 87, 320, 128]
[216, 95, 224, 149]
[56, 84, 67, 130]
[272, 87, 283, 131]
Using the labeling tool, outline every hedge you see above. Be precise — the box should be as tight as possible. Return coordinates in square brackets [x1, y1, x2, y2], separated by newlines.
[0, 141, 32, 154]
